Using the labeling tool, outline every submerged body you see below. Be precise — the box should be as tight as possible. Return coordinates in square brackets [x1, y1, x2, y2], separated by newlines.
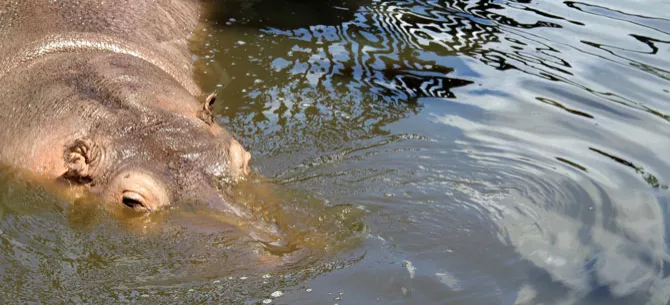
[0, 1, 281, 244]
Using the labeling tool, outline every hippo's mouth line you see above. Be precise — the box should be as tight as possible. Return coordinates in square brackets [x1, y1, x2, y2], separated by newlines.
[0, 32, 200, 95]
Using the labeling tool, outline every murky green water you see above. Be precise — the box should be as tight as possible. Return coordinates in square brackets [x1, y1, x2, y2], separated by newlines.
[3, 0, 670, 303]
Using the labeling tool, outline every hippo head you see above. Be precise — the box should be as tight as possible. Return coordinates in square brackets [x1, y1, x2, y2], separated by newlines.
[59, 91, 282, 244]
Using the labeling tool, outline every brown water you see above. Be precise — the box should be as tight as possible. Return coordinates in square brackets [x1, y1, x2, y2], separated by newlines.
[3, 0, 670, 304]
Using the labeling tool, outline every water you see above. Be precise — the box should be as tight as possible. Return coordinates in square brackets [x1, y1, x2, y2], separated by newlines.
[3, 0, 670, 303]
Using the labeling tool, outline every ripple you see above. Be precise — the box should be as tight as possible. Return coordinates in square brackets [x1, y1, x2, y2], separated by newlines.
[195, 0, 670, 299]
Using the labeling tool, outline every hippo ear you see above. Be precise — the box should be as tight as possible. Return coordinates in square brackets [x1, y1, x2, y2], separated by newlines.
[62, 138, 103, 183]
[197, 92, 217, 125]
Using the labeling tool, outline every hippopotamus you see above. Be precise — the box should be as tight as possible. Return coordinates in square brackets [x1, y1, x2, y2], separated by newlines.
[0, 1, 283, 244]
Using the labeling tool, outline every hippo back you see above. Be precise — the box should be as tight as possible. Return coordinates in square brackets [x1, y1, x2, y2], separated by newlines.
[0, 0, 208, 178]
[0, 0, 202, 94]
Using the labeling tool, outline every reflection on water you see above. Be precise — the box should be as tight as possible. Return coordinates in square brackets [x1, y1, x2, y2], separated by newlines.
[4, 0, 670, 303]
[0, 170, 364, 303]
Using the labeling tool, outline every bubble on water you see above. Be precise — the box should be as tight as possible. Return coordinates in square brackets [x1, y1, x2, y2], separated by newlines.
[270, 291, 283, 298]
[262, 274, 272, 279]
[402, 260, 415, 279]
[515, 284, 538, 304]
[435, 272, 462, 291]
[262, 299, 272, 304]
[239, 276, 247, 280]
[306, 288, 312, 292]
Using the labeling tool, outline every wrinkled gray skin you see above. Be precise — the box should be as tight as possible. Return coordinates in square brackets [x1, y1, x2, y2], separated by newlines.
[0, 0, 282, 244]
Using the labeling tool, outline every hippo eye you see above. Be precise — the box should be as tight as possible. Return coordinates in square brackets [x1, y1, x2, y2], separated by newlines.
[121, 191, 147, 211]
[106, 171, 169, 213]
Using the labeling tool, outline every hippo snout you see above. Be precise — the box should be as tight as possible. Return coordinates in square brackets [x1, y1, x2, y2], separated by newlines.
[243, 220, 289, 248]
[99, 167, 288, 246]
[227, 140, 251, 177]
[193, 184, 288, 247]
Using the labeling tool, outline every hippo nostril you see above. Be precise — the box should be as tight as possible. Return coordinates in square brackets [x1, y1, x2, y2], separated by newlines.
[243, 151, 251, 175]
[244, 221, 292, 251]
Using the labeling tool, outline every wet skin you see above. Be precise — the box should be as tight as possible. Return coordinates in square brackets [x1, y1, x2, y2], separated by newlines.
[0, 1, 284, 245]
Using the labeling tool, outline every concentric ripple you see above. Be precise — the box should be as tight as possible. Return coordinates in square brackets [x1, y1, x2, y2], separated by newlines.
[192, 0, 670, 303]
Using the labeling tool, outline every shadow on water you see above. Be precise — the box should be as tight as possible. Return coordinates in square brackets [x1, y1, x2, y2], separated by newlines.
[206, 0, 368, 29]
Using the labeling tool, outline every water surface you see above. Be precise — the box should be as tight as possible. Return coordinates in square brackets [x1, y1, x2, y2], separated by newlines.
[3, 0, 670, 304]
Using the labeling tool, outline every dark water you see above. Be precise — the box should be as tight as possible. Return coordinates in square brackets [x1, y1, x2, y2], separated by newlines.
[3, 0, 670, 304]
